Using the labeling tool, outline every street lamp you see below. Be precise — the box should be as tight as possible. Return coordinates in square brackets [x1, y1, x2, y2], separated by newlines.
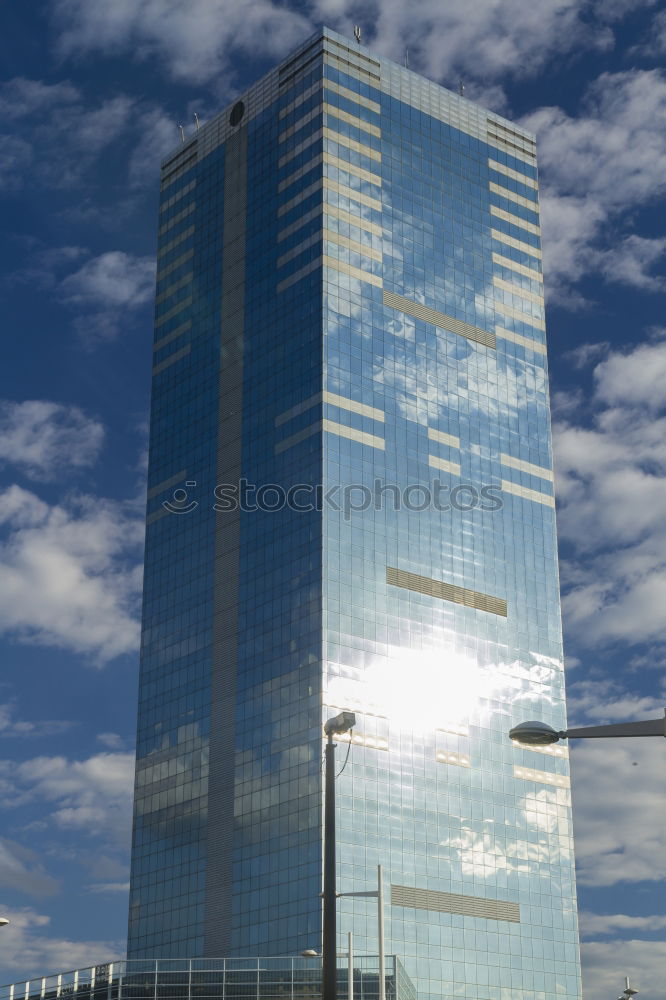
[323, 711, 356, 1000]
[510, 710, 665, 746]
[0, 918, 8, 928]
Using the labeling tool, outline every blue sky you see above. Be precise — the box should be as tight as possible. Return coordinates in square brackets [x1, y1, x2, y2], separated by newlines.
[1, 2, 665, 998]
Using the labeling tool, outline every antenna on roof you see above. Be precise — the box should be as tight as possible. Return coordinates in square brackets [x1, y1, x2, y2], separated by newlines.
[354, 25, 362, 44]
[193, 112, 201, 131]
[458, 79, 465, 98]
[177, 124, 185, 143]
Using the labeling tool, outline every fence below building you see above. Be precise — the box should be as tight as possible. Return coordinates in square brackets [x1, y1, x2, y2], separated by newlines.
[1, 957, 416, 1000]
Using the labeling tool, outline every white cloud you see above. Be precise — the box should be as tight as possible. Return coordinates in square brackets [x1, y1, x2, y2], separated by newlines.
[0, 839, 59, 897]
[0, 485, 142, 664]
[0, 400, 104, 480]
[96, 732, 125, 750]
[128, 107, 180, 186]
[579, 911, 666, 936]
[88, 881, 130, 893]
[580, 939, 666, 1000]
[60, 252, 155, 309]
[0, 77, 134, 190]
[0, 751, 135, 845]
[591, 234, 666, 292]
[522, 69, 666, 298]
[570, 739, 666, 888]
[0, 903, 122, 979]
[554, 336, 666, 648]
[0, 702, 73, 739]
[60, 251, 155, 342]
[52, 0, 310, 86]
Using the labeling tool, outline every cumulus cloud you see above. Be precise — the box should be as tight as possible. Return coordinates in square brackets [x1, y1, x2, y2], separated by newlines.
[0, 400, 104, 480]
[0, 751, 135, 845]
[0, 77, 134, 189]
[50, 0, 656, 92]
[0, 702, 73, 739]
[522, 69, 666, 299]
[52, 0, 310, 86]
[555, 336, 666, 648]
[0, 484, 142, 664]
[580, 911, 666, 936]
[580, 939, 666, 1000]
[59, 251, 155, 342]
[0, 903, 122, 978]
[0, 839, 59, 897]
[570, 740, 666, 888]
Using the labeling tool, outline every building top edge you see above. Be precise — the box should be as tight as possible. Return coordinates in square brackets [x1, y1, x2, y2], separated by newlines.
[160, 26, 536, 169]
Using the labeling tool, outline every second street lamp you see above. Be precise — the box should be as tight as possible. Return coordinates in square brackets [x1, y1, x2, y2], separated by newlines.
[323, 711, 356, 1000]
[510, 711, 666, 746]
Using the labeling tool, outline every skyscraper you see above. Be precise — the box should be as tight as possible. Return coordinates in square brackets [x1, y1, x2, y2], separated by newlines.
[129, 26, 582, 1000]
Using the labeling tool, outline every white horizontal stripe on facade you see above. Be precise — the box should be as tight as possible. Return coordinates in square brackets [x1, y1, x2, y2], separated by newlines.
[324, 230, 382, 262]
[157, 225, 195, 259]
[488, 158, 538, 189]
[495, 325, 547, 355]
[275, 390, 383, 426]
[513, 765, 570, 788]
[325, 202, 382, 235]
[324, 103, 381, 137]
[279, 104, 322, 143]
[155, 272, 193, 305]
[489, 181, 539, 212]
[494, 300, 545, 332]
[384, 291, 495, 349]
[486, 133, 536, 165]
[324, 52, 381, 85]
[278, 128, 323, 169]
[278, 153, 324, 193]
[324, 255, 383, 287]
[490, 229, 542, 260]
[324, 151, 382, 187]
[277, 232, 320, 269]
[428, 427, 461, 448]
[275, 422, 321, 454]
[501, 480, 555, 507]
[152, 343, 191, 375]
[156, 248, 195, 282]
[324, 178, 382, 211]
[279, 80, 322, 119]
[275, 416, 384, 454]
[158, 202, 196, 237]
[323, 126, 381, 162]
[323, 418, 385, 450]
[276, 257, 322, 292]
[500, 453, 554, 482]
[153, 320, 192, 353]
[160, 180, 196, 214]
[492, 252, 542, 282]
[155, 296, 192, 327]
[490, 205, 541, 237]
[325, 390, 384, 422]
[277, 204, 321, 242]
[278, 178, 322, 217]
[146, 507, 170, 526]
[275, 393, 322, 426]
[428, 455, 461, 476]
[324, 79, 381, 113]
[493, 275, 543, 306]
[147, 469, 188, 500]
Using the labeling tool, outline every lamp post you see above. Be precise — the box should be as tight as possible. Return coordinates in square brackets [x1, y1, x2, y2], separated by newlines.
[323, 711, 356, 1000]
[509, 710, 665, 746]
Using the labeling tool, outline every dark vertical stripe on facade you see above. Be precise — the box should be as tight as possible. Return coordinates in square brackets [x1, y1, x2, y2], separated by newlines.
[205, 127, 247, 955]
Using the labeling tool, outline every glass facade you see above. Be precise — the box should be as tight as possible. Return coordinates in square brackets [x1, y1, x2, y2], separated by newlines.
[130, 27, 582, 1000]
[0, 957, 414, 1000]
